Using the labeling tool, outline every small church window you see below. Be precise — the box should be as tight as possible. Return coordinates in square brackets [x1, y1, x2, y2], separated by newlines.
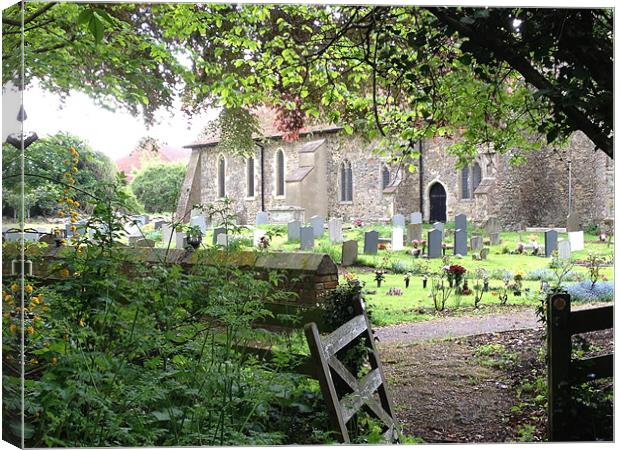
[472, 162, 482, 192]
[340, 160, 353, 202]
[461, 167, 470, 199]
[276, 149, 285, 196]
[246, 157, 255, 197]
[382, 165, 391, 189]
[218, 156, 226, 198]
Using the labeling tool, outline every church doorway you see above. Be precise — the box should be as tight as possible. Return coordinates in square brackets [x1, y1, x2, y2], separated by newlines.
[429, 182, 447, 222]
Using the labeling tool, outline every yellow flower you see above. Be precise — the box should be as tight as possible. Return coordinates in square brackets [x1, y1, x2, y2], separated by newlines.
[10, 283, 18, 292]
[58, 211, 65, 217]
[79, 319, 85, 327]
[25, 284, 33, 294]
[4, 294, 14, 303]
[29, 358, 38, 365]
[31, 296, 40, 305]
[51, 357, 58, 365]
[74, 201, 80, 207]
[59, 268, 70, 278]
[71, 167, 78, 173]
[9, 324, 17, 333]
[70, 226, 77, 232]
[26, 326, 35, 335]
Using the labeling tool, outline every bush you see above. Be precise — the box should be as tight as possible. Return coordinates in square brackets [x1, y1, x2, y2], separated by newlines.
[565, 281, 614, 303]
[525, 268, 584, 282]
[130, 162, 186, 213]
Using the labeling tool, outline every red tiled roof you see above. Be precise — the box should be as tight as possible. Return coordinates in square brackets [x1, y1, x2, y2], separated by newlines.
[116, 145, 190, 180]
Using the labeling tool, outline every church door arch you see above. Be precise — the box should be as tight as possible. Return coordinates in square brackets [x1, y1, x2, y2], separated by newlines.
[429, 182, 447, 222]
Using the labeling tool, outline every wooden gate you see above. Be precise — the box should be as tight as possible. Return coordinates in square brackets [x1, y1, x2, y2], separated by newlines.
[546, 292, 613, 441]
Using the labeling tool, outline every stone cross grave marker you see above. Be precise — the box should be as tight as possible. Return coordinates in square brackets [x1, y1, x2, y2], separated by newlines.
[212, 227, 226, 245]
[470, 235, 484, 251]
[455, 213, 467, 233]
[427, 228, 442, 258]
[391, 227, 404, 251]
[566, 212, 581, 232]
[287, 220, 301, 241]
[558, 239, 571, 260]
[480, 247, 489, 260]
[568, 231, 584, 252]
[341, 240, 358, 266]
[454, 228, 467, 256]
[256, 211, 269, 225]
[363, 230, 379, 255]
[310, 215, 325, 238]
[410, 211, 423, 224]
[407, 223, 422, 244]
[300, 226, 315, 250]
[328, 218, 343, 243]
[544, 229, 558, 257]
[392, 214, 405, 229]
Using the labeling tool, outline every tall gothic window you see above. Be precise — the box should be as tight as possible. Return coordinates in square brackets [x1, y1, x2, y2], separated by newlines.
[461, 167, 470, 199]
[382, 165, 391, 189]
[340, 160, 353, 201]
[246, 157, 255, 197]
[218, 156, 226, 198]
[472, 162, 482, 192]
[275, 149, 285, 196]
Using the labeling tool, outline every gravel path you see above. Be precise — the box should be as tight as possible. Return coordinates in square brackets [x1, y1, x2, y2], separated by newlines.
[375, 309, 542, 344]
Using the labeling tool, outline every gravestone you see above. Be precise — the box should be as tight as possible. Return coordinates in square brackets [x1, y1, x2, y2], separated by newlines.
[544, 229, 558, 257]
[153, 220, 166, 230]
[392, 214, 405, 229]
[310, 215, 325, 238]
[363, 230, 379, 255]
[190, 215, 207, 233]
[470, 235, 484, 251]
[341, 240, 358, 266]
[480, 247, 489, 260]
[132, 215, 147, 226]
[212, 227, 226, 245]
[407, 223, 422, 244]
[128, 234, 142, 245]
[161, 223, 173, 246]
[216, 233, 230, 247]
[328, 218, 343, 243]
[175, 232, 187, 249]
[253, 229, 267, 247]
[454, 228, 467, 256]
[489, 232, 501, 246]
[256, 211, 269, 225]
[135, 239, 155, 248]
[410, 212, 423, 224]
[300, 226, 314, 250]
[287, 220, 301, 241]
[391, 227, 404, 251]
[433, 222, 445, 233]
[568, 231, 584, 252]
[566, 212, 581, 233]
[558, 239, 571, 260]
[455, 214, 467, 233]
[427, 228, 442, 258]
[484, 217, 501, 235]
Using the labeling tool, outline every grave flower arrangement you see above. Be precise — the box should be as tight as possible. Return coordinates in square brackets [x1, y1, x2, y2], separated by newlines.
[404, 272, 412, 288]
[411, 240, 422, 257]
[378, 243, 387, 250]
[374, 270, 385, 287]
[353, 218, 364, 227]
[387, 287, 403, 296]
[258, 235, 270, 250]
[513, 272, 524, 296]
[444, 264, 467, 288]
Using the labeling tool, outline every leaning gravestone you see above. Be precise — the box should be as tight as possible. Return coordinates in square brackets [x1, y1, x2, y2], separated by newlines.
[212, 227, 226, 245]
[310, 215, 325, 238]
[455, 214, 467, 233]
[407, 223, 422, 244]
[480, 247, 489, 260]
[300, 226, 314, 250]
[287, 220, 301, 241]
[410, 211, 423, 224]
[363, 230, 379, 255]
[341, 240, 358, 266]
[256, 211, 269, 225]
[489, 232, 501, 246]
[544, 229, 559, 257]
[470, 235, 484, 251]
[391, 227, 404, 251]
[392, 214, 405, 229]
[558, 239, 571, 260]
[427, 228, 442, 258]
[454, 228, 467, 256]
[328, 218, 343, 243]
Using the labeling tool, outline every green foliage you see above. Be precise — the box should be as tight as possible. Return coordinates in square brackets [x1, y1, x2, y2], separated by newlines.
[209, 107, 262, 157]
[130, 162, 186, 213]
[473, 343, 519, 370]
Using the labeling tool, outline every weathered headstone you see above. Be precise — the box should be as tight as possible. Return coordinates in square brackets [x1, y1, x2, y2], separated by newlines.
[566, 212, 581, 232]
[253, 229, 267, 247]
[216, 233, 230, 247]
[558, 239, 571, 260]
[427, 228, 442, 258]
[568, 231, 584, 252]
[256, 211, 269, 225]
[161, 223, 173, 246]
[391, 227, 404, 251]
[470, 235, 484, 251]
[544, 229, 558, 257]
[433, 222, 445, 233]
[153, 220, 166, 230]
[341, 240, 358, 266]
[328, 218, 343, 243]
[410, 212, 423, 224]
[454, 228, 467, 256]
[407, 223, 422, 244]
[175, 232, 187, 249]
[484, 217, 501, 235]
[455, 214, 467, 233]
[190, 215, 207, 233]
[300, 226, 314, 250]
[480, 247, 489, 260]
[128, 234, 142, 245]
[392, 214, 405, 229]
[287, 220, 301, 241]
[212, 227, 226, 245]
[132, 215, 147, 226]
[363, 230, 379, 255]
[489, 232, 501, 246]
[310, 215, 325, 238]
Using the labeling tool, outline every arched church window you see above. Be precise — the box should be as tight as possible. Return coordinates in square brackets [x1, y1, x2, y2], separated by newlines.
[246, 157, 255, 197]
[461, 167, 470, 199]
[218, 156, 226, 198]
[340, 160, 353, 201]
[276, 150, 285, 196]
[382, 165, 391, 189]
[472, 162, 482, 192]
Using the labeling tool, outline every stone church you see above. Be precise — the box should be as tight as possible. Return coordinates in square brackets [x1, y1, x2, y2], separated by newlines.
[176, 114, 613, 230]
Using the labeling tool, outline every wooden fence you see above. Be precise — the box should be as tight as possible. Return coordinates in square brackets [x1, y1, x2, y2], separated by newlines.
[546, 292, 613, 441]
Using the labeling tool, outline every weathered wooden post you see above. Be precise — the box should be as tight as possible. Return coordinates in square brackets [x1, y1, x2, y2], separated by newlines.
[547, 291, 571, 441]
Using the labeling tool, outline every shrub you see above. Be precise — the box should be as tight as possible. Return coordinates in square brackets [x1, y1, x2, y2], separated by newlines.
[525, 269, 584, 283]
[390, 260, 411, 274]
[565, 281, 614, 303]
[130, 162, 186, 213]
